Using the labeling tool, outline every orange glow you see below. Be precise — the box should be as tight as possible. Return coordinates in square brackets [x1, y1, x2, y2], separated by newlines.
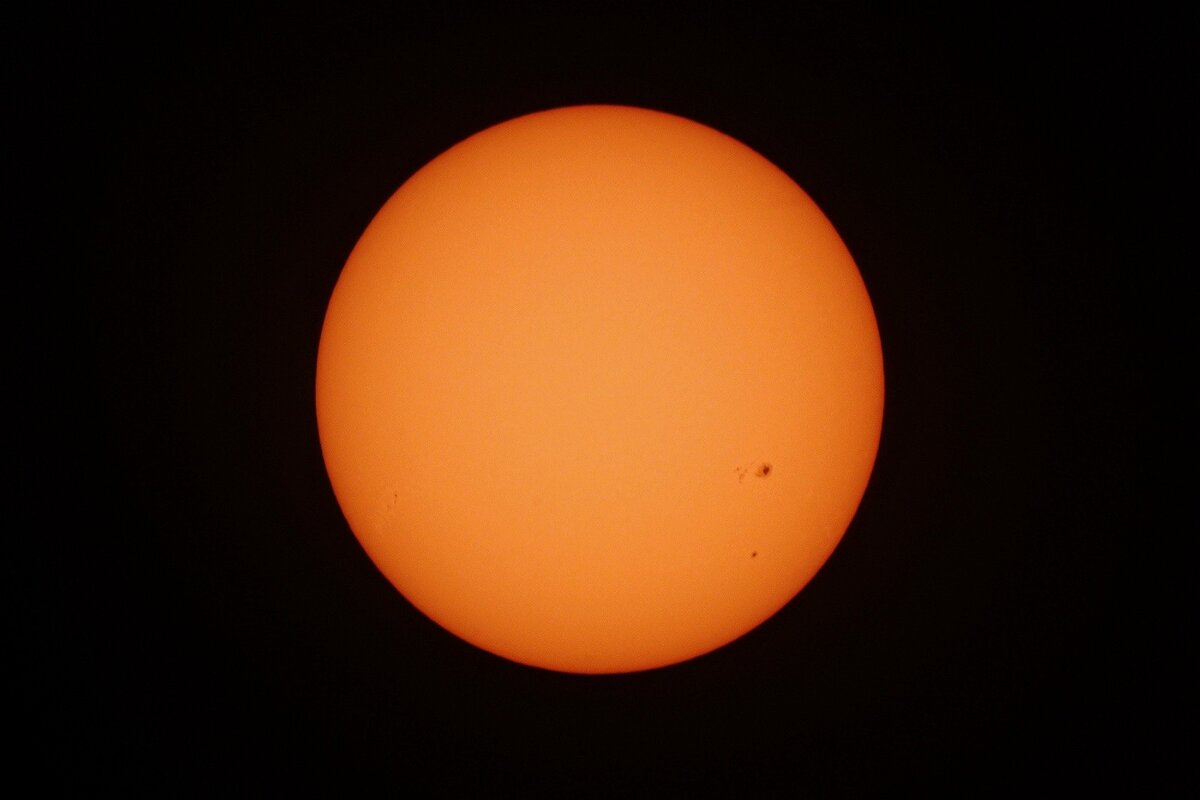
[316, 105, 884, 674]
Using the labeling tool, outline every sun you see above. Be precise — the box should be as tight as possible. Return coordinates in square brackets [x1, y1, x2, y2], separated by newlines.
[316, 105, 884, 674]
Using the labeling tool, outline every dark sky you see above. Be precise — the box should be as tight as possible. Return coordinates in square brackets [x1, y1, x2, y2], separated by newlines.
[33, 5, 1183, 794]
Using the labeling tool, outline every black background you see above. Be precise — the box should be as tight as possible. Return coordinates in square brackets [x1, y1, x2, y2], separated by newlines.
[30, 5, 1184, 794]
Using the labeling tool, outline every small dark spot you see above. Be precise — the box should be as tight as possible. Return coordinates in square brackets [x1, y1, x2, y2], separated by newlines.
[751, 551, 758, 558]
[755, 462, 772, 478]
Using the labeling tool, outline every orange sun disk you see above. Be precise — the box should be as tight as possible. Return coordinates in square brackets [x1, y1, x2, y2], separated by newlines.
[316, 105, 884, 674]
